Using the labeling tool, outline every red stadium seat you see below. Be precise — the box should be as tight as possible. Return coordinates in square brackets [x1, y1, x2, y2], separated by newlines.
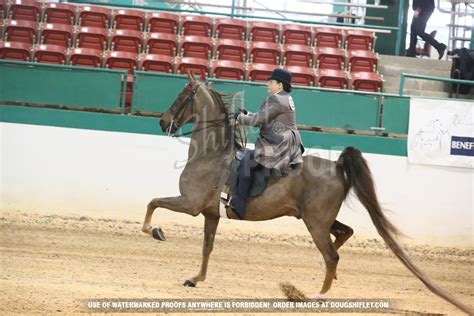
[144, 32, 177, 56]
[350, 71, 383, 92]
[282, 44, 313, 67]
[78, 5, 111, 29]
[281, 24, 312, 46]
[175, 56, 209, 77]
[9, 0, 41, 22]
[248, 41, 280, 65]
[347, 49, 378, 72]
[43, 3, 76, 25]
[103, 50, 138, 74]
[68, 47, 102, 68]
[214, 18, 246, 40]
[345, 29, 375, 51]
[39, 23, 73, 48]
[145, 11, 179, 34]
[247, 63, 275, 82]
[211, 59, 245, 80]
[315, 47, 345, 70]
[248, 21, 280, 43]
[109, 29, 143, 54]
[314, 27, 343, 48]
[139, 53, 174, 73]
[214, 38, 246, 62]
[316, 69, 349, 89]
[283, 65, 315, 86]
[180, 35, 212, 59]
[3, 19, 37, 44]
[0, 41, 32, 61]
[112, 8, 145, 31]
[33, 44, 67, 64]
[181, 15, 212, 37]
[74, 26, 107, 51]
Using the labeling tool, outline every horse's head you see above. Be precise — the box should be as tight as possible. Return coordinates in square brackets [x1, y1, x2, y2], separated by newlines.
[160, 72, 201, 134]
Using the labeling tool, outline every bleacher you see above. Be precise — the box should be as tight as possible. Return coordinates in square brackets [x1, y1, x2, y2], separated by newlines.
[0, 0, 384, 103]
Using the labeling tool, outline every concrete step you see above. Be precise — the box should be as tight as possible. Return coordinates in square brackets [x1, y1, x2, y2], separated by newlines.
[379, 54, 452, 71]
[383, 76, 450, 92]
[399, 89, 451, 98]
[378, 66, 450, 78]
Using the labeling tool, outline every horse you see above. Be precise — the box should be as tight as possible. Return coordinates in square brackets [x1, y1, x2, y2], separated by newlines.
[142, 73, 472, 314]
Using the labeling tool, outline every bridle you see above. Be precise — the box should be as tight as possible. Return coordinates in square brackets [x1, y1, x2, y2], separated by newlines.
[166, 82, 237, 138]
[167, 82, 201, 136]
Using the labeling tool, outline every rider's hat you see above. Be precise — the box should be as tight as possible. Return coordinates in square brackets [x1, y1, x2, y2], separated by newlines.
[268, 68, 292, 88]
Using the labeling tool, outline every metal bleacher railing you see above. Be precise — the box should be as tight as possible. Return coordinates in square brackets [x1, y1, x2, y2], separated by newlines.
[399, 72, 474, 99]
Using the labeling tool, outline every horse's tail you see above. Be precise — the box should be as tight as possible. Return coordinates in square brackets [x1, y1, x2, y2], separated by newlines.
[336, 146, 473, 315]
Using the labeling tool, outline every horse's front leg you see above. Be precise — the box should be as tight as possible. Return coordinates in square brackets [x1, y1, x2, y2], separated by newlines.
[183, 214, 220, 287]
[142, 196, 201, 238]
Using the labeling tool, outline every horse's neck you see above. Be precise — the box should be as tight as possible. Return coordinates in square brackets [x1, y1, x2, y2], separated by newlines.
[187, 90, 233, 162]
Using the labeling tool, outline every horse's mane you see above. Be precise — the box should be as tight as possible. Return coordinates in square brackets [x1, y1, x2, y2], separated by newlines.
[207, 87, 247, 149]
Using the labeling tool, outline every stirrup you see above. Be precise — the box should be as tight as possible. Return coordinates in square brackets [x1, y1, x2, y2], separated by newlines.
[220, 191, 230, 205]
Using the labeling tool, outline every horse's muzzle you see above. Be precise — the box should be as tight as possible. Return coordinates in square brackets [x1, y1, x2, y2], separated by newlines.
[160, 119, 178, 134]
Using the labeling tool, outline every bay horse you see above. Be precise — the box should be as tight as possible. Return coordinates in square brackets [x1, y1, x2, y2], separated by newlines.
[142, 73, 472, 314]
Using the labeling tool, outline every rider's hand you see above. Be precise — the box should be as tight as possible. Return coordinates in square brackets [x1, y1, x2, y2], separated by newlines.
[234, 108, 248, 119]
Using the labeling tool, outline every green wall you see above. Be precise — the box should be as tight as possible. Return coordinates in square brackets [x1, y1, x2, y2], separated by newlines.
[132, 72, 410, 135]
[0, 61, 409, 157]
[0, 105, 407, 156]
[0, 61, 127, 112]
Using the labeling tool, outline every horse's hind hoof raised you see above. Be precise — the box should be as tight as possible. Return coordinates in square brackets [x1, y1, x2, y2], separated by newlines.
[152, 227, 166, 241]
[183, 280, 196, 287]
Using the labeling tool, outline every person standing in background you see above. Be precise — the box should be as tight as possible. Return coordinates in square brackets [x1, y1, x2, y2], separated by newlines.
[406, 0, 447, 59]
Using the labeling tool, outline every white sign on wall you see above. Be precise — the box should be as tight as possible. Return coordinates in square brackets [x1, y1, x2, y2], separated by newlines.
[408, 98, 474, 169]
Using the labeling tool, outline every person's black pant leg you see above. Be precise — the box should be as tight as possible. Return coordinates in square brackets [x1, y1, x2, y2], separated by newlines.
[415, 10, 442, 50]
[408, 17, 418, 54]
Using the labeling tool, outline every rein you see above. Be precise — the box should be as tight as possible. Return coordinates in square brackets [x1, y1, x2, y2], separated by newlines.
[168, 82, 240, 138]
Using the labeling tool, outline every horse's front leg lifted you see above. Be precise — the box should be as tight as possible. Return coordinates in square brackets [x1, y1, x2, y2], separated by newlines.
[142, 196, 201, 239]
[183, 215, 220, 287]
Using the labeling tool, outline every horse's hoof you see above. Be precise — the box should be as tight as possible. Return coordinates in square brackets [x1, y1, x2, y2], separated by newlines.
[312, 293, 327, 300]
[152, 227, 166, 241]
[183, 280, 196, 287]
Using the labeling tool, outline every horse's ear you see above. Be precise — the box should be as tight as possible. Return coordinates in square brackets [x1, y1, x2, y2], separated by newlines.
[187, 71, 195, 84]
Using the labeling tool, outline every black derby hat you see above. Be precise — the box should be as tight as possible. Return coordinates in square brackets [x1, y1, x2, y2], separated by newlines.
[268, 68, 292, 88]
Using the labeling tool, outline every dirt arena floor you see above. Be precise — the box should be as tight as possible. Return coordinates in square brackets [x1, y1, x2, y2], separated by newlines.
[0, 210, 472, 315]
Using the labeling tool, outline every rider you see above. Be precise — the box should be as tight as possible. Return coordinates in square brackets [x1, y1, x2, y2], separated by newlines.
[229, 68, 304, 220]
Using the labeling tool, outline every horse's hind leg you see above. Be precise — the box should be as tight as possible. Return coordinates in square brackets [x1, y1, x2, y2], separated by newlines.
[184, 214, 220, 287]
[142, 196, 200, 236]
[303, 218, 339, 295]
[331, 220, 354, 250]
[328, 220, 353, 280]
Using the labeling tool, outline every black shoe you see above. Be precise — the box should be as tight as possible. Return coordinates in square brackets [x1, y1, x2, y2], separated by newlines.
[437, 44, 447, 60]
[405, 50, 416, 57]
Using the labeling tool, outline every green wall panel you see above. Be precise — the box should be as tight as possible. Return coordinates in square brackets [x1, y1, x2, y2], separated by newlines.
[0, 105, 407, 156]
[381, 96, 410, 134]
[0, 104, 164, 136]
[0, 61, 126, 111]
[300, 130, 407, 156]
[132, 72, 189, 113]
[134, 76, 382, 132]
